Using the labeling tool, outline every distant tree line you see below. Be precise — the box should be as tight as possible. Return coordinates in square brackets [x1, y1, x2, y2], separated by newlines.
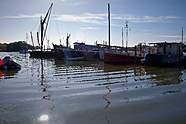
[0, 41, 34, 52]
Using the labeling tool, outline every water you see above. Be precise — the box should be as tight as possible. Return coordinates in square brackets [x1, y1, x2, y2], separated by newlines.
[0, 52, 186, 124]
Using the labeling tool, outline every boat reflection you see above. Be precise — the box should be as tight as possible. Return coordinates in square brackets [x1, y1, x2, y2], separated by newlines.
[0, 69, 20, 79]
[145, 67, 183, 85]
[54, 59, 104, 69]
[103, 85, 112, 124]
[53, 59, 183, 87]
[103, 72, 112, 124]
[40, 59, 51, 100]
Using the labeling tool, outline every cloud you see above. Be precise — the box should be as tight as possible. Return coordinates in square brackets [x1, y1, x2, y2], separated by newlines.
[0, 13, 42, 19]
[159, 35, 180, 38]
[0, 12, 179, 25]
[80, 26, 99, 30]
[54, 13, 107, 24]
[50, 0, 88, 6]
[112, 15, 179, 23]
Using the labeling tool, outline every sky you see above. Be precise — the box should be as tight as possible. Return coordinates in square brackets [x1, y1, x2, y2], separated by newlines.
[0, 0, 186, 47]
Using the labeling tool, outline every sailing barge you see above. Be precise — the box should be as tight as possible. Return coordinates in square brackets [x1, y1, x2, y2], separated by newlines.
[29, 3, 58, 58]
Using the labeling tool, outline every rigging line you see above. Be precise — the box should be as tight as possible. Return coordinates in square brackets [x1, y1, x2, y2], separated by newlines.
[30, 20, 40, 32]
[43, 3, 53, 43]
[52, 10, 62, 41]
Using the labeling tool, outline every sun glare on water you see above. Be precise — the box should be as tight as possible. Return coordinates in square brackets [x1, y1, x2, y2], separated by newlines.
[39, 114, 49, 121]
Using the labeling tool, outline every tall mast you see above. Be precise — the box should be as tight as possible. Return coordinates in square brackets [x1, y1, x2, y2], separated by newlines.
[37, 32, 40, 47]
[40, 3, 53, 52]
[182, 27, 184, 43]
[108, 3, 111, 47]
[40, 16, 43, 52]
[30, 32, 34, 48]
[26, 33, 29, 44]
[122, 27, 124, 47]
[125, 21, 128, 52]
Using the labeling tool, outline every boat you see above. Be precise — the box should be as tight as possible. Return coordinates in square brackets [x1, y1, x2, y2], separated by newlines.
[103, 3, 139, 65]
[73, 42, 101, 60]
[29, 3, 54, 58]
[104, 50, 136, 64]
[143, 42, 184, 66]
[0, 56, 21, 70]
[63, 48, 85, 61]
[62, 34, 85, 61]
[0, 58, 4, 69]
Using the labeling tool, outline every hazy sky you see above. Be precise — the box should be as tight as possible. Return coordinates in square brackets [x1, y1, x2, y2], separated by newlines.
[0, 0, 186, 47]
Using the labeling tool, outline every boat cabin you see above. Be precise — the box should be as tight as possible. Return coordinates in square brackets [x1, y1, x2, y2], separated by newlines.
[73, 42, 99, 52]
[148, 42, 183, 56]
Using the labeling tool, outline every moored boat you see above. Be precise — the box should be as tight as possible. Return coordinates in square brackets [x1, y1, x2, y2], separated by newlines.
[143, 42, 184, 66]
[104, 51, 136, 64]
[0, 56, 21, 70]
[73, 42, 101, 60]
[63, 48, 85, 61]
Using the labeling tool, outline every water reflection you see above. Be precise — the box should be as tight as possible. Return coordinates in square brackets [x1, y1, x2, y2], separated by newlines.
[38, 114, 49, 122]
[0, 53, 186, 124]
[40, 59, 51, 101]
[103, 72, 112, 124]
[54, 59, 104, 70]
[145, 67, 183, 85]
[0, 69, 19, 79]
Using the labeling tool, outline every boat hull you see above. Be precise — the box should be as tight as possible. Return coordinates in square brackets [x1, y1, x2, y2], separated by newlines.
[144, 54, 183, 66]
[29, 51, 64, 58]
[104, 52, 139, 64]
[63, 49, 85, 61]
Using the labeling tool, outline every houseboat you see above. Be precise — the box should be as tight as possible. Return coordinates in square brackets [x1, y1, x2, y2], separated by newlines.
[143, 42, 184, 66]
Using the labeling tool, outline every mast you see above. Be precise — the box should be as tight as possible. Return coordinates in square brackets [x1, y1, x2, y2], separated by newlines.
[122, 27, 124, 47]
[37, 32, 40, 47]
[40, 16, 44, 52]
[108, 3, 111, 47]
[125, 21, 128, 52]
[66, 33, 71, 48]
[26, 33, 29, 44]
[40, 3, 53, 52]
[30, 32, 34, 48]
[182, 27, 184, 43]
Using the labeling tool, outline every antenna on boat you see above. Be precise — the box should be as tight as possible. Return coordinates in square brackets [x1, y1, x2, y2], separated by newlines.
[125, 21, 129, 52]
[108, 3, 111, 47]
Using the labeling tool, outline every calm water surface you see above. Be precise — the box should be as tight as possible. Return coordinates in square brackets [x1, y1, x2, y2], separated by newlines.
[0, 52, 186, 124]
